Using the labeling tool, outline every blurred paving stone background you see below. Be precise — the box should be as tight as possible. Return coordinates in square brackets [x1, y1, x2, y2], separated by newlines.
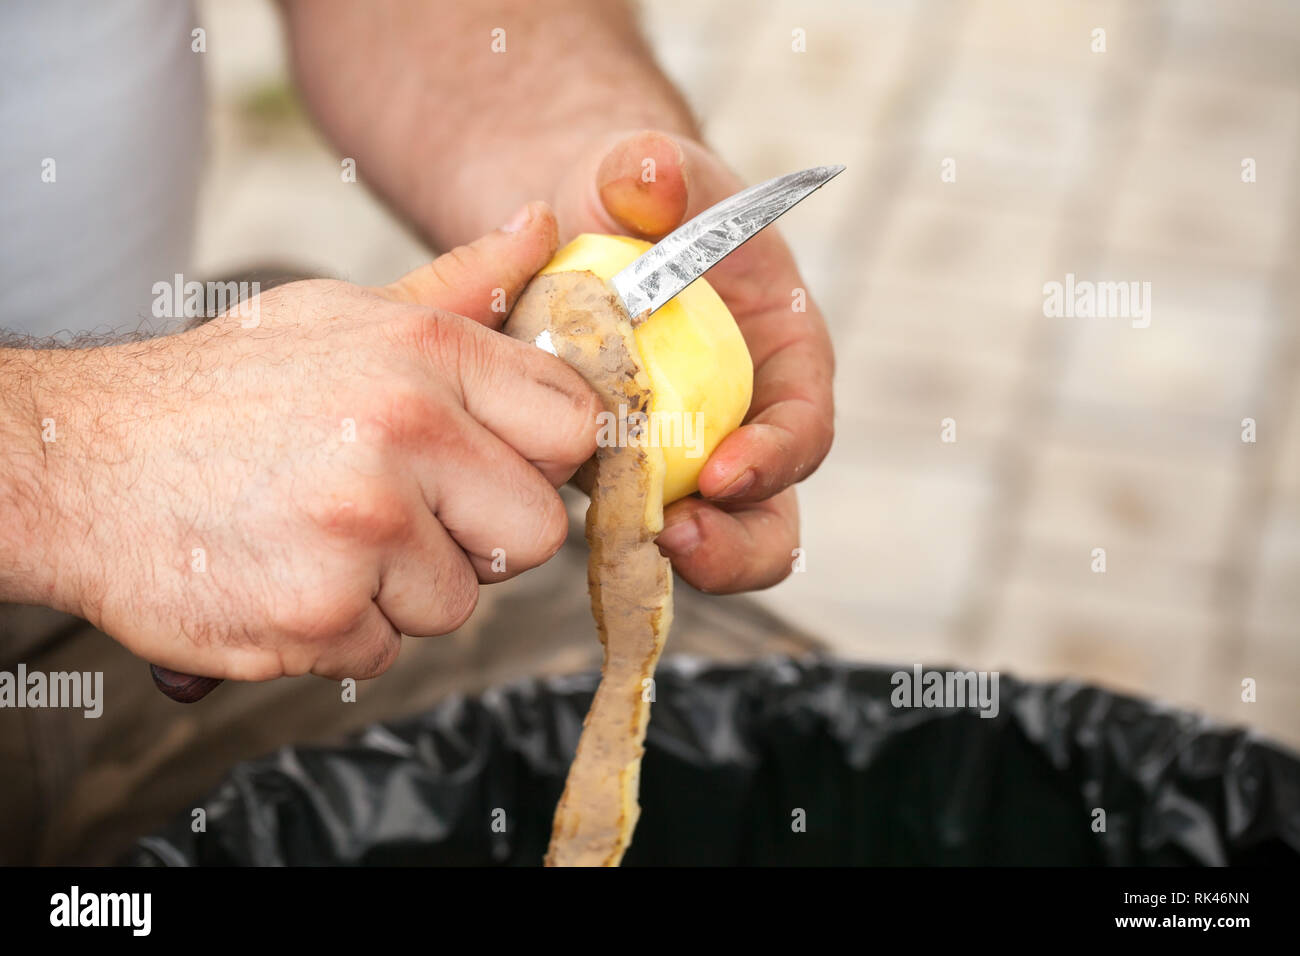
[194, 0, 1299, 749]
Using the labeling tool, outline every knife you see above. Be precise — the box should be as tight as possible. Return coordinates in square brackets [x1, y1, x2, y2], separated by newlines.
[612, 163, 844, 323]
[150, 163, 845, 703]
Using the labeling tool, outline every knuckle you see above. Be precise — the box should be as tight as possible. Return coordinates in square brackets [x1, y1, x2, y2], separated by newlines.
[353, 632, 401, 679]
[810, 414, 835, 469]
[685, 530, 791, 596]
[431, 244, 478, 285]
[695, 559, 747, 595]
[365, 384, 444, 453]
[511, 347, 601, 466]
[758, 553, 794, 590]
[506, 479, 570, 568]
[437, 575, 479, 634]
[560, 387, 603, 462]
[534, 492, 571, 561]
[221, 653, 286, 683]
[395, 306, 467, 367]
[529, 373, 600, 468]
[273, 646, 317, 679]
[310, 486, 410, 546]
[275, 592, 370, 647]
[402, 305, 505, 397]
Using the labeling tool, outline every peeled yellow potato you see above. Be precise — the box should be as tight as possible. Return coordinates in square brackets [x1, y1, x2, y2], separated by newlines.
[539, 234, 753, 503]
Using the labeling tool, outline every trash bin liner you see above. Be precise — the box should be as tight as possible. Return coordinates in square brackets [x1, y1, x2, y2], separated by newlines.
[128, 657, 1300, 866]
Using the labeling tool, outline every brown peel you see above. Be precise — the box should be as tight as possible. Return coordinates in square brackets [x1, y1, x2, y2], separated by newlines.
[505, 271, 673, 867]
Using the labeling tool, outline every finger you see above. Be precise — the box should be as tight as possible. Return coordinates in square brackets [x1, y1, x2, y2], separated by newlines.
[589, 130, 823, 325]
[376, 505, 479, 637]
[697, 325, 835, 503]
[654, 488, 801, 594]
[310, 603, 404, 682]
[590, 131, 742, 240]
[140, 638, 289, 685]
[133, 594, 403, 683]
[407, 312, 600, 484]
[592, 133, 836, 500]
[594, 132, 804, 319]
[420, 405, 573, 574]
[382, 200, 559, 327]
[594, 130, 689, 238]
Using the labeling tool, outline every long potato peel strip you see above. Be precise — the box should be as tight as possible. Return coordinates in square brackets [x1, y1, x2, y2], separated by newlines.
[505, 271, 674, 867]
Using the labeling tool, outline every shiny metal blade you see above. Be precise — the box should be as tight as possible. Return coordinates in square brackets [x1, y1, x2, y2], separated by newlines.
[610, 164, 844, 323]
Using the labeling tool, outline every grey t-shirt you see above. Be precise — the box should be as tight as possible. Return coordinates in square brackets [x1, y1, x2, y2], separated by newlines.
[0, 0, 204, 340]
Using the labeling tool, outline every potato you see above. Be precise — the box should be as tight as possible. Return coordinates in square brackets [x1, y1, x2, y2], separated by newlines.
[539, 234, 753, 503]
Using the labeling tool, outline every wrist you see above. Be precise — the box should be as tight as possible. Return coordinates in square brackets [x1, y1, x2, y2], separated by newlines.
[0, 346, 126, 619]
[0, 347, 64, 609]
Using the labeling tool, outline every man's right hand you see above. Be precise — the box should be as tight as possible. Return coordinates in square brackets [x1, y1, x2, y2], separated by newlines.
[5, 201, 600, 683]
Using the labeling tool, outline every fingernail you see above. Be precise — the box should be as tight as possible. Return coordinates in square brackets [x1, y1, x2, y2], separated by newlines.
[713, 468, 756, 500]
[501, 202, 534, 233]
[656, 516, 700, 557]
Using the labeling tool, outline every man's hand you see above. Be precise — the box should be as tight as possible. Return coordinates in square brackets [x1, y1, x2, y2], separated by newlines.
[279, 0, 834, 594]
[2, 204, 601, 682]
[554, 131, 835, 595]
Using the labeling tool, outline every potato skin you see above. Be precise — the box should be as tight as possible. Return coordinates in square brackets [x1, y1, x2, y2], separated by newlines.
[506, 271, 673, 867]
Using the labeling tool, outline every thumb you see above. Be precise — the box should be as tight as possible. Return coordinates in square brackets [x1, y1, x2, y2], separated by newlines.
[592, 130, 745, 241]
[382, 200, 558, 327]
[595, 131, 690, 239]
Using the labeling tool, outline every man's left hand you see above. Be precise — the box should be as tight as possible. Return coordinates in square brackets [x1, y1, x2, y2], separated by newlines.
[552, 130, 835, 594]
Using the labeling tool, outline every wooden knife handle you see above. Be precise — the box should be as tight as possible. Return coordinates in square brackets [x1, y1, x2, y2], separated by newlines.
[150, 664, 222, 703]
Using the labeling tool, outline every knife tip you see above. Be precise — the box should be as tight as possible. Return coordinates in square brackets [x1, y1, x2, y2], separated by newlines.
[809, 164, 846, 184]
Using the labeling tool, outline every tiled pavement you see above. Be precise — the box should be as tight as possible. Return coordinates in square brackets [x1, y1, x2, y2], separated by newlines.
[195, 1, 1299, 749]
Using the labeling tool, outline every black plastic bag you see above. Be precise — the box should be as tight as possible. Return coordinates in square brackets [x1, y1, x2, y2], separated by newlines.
[129, 657, 1300, 866]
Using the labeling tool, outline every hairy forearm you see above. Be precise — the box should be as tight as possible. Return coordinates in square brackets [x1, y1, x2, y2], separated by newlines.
[0, 348, 62, 608]
[280, 0, 698, 247]
[0, 341, 158, 617]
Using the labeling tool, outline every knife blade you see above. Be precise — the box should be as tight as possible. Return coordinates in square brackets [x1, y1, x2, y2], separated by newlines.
[610, 164, 844, 323]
